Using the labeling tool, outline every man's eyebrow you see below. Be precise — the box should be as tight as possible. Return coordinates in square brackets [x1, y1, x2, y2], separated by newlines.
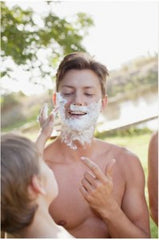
[61, 85, 95, 89]
[61, 85, 74, 89]
[84, 86, 95, 89]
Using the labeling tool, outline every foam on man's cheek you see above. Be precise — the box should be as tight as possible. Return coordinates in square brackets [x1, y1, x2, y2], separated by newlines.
[65, 101, 101, 131]
[56, 92, 68, 120]
[56, 92, 102, 150]
[56, 92, 68, 109]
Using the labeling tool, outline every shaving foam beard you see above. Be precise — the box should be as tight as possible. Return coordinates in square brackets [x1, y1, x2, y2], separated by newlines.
[64, 102, 101, 131]
[56, 93, 102, 149]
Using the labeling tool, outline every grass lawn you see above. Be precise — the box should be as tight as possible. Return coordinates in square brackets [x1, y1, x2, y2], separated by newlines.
[103, 132, 158, 238]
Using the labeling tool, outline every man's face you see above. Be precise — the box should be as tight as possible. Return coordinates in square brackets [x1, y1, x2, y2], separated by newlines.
[55, 69, 107, 148]
[58, 69, 103, 119]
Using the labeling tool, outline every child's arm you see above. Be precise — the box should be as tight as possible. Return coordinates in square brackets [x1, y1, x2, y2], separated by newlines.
[35, 104, 56, 154]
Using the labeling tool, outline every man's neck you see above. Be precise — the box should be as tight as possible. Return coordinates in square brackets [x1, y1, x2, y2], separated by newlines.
[57, 136, 97, 162]
[60, 124, 95, 150]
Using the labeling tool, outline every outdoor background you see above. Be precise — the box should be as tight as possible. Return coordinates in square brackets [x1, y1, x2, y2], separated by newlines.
[1, 0, 158, 238]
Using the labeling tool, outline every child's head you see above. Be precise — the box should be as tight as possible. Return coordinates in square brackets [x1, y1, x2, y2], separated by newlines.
[1, 133, 58, 235]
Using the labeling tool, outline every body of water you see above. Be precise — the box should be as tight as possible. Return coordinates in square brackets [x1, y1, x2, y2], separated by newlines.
[97, 88, 158, 132]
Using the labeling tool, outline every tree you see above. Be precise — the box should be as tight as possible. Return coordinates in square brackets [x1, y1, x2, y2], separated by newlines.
[1, 1, 93, 90]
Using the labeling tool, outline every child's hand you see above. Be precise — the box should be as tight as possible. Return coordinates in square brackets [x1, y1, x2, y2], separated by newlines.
[37, 104, 57, 140]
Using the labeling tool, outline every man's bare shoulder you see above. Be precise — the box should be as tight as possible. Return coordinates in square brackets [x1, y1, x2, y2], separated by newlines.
[95, 138, 143, 176]
[148, 131, 158, 163]
[150, 131, 158, 145]
[95, 138, 138, 158]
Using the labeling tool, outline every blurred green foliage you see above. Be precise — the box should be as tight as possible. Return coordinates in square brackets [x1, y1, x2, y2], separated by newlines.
[1, 92, 42, 130]
[95, 126, 152, 139]
[1, 92, 24, 111]
[1, 1, 93, 77]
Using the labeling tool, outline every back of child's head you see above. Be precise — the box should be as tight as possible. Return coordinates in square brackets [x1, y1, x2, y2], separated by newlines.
[1, 133, 40, 234]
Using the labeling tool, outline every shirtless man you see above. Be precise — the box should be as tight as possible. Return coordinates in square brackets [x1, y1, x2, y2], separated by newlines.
[44, 52, 150, 238]
[148, 131, 158, 225]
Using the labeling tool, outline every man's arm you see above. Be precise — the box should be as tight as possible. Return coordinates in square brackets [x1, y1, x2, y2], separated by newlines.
[148, 131, 158, 225]
[80, 154, 150, 238]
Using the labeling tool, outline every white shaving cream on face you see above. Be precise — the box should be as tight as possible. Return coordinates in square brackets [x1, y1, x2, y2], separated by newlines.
[56, 92, 102, 150]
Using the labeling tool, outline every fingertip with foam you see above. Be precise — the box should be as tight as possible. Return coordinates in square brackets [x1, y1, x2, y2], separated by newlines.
[112, 158, 116, 164]
[81, 156, 90, 161]
[42, 103, 48, 119]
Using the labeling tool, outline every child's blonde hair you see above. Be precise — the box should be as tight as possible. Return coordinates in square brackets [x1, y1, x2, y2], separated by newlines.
[1, 134, 40, 234]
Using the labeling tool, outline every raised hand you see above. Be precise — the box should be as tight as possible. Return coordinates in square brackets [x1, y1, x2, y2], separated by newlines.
[80, 157, 116, 217]
[37, 103, 58, 140]
[36, 104, 58, 153]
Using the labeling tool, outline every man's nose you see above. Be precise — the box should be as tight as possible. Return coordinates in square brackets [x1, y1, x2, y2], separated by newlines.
[73, 93, 83, 106]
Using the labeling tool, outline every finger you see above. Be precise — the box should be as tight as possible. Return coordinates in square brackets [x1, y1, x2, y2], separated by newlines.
[38, 104, 48, 125]
[106, 158, 116, 179]
[51, 106, 59, 118]
[81, 178, 93, 192]
[81, 157, 106, 182]
[48, 112, 54, 123]
[41, 103, 48, 119]
[79, 185, 89, 200]
[84, 171, 96, 186]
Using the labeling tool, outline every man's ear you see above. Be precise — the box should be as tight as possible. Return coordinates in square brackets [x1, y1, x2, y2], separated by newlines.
[28, 175, 46, 197]
[101, 95, 108, 111]
[52, 93, 56, 106]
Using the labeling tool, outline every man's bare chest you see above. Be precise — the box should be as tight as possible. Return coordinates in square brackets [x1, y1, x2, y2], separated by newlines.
[47, 158, 125, 230]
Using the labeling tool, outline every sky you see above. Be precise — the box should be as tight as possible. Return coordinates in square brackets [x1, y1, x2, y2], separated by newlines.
[2, 0, 159, 95]
[53, 1, 158, 70]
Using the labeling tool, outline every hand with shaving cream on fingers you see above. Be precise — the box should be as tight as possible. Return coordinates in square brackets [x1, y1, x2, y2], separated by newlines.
[36, 104, 58, 153]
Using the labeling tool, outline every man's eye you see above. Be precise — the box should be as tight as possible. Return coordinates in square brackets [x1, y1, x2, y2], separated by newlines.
[63, 93, 73, 96]
[85, 93, 94, 97]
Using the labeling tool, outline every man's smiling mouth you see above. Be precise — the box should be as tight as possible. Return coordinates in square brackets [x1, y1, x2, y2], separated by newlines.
[69, 111, 87, 117]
